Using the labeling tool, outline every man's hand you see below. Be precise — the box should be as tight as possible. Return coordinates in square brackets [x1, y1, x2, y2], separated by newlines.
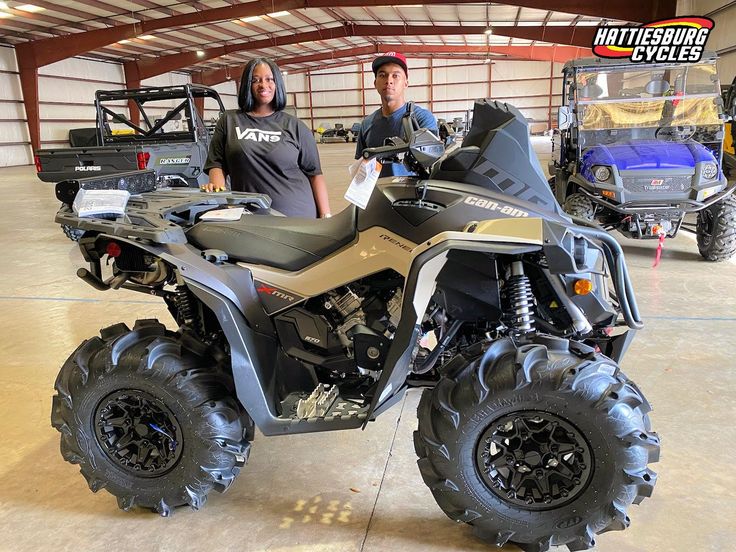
[200, 183, 226, 192]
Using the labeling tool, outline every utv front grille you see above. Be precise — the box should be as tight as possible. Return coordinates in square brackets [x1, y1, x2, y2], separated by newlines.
[621, 175, 692, 194]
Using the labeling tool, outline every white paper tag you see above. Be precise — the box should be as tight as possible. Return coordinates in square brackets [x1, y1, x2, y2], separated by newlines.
[72, 189, 130, 218]
[344, 158, 382, 209]
[200, 207, 245, 221]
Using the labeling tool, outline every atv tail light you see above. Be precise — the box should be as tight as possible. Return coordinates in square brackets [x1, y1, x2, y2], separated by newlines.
[106, 242, 122, 258]
[573, 279, 593, 295]
[652, 225, 662, 235]
[34, 155, 42, 172]
[136, 151, 151, 170]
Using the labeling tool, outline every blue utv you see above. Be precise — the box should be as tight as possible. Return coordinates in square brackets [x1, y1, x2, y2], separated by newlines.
[550, 53, 736, 261]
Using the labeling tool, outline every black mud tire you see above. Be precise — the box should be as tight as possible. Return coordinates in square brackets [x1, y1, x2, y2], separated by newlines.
[563, 193, 595, 221]
[62, 224, 84, 242]
[696, 195, 736, 261]
[414, 338, 659, 552]
[51, 319, 253, 516]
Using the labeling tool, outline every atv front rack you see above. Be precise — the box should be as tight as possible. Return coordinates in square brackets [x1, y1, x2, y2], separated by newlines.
[55, 189, 272, 244]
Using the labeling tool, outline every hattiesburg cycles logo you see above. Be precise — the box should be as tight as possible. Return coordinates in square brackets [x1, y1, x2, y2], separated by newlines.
[592, 17, 714, 63]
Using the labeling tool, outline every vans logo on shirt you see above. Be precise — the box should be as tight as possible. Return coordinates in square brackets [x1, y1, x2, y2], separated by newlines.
[236, 127, 282, 142]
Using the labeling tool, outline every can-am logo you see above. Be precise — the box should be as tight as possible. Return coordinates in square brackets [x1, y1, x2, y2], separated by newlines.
[75, 165, 101, 172]
[236, 127, 281, 142]
[593, 17, 714, 63]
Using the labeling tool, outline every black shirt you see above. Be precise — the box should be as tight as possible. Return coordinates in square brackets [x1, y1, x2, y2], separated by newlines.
[204, 110, 322, 217]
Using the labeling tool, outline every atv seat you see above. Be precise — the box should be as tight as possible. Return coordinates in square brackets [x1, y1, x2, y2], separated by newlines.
[186, 205, 357, 271]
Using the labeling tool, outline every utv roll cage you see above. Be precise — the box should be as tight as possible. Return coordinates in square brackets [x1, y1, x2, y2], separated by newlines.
[94, 84, 225, 146]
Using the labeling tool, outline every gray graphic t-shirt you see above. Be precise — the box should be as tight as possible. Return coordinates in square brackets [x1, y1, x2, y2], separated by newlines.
[205, 110, 321, 217]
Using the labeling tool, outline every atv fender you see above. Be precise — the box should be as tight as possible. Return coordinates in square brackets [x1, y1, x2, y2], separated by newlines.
[366, 239, 541, 420]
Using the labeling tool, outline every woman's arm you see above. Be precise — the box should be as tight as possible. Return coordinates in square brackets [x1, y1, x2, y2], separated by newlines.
[309, 174, 332, 217]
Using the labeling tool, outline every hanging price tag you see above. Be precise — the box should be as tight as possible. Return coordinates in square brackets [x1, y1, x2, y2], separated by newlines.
[344, 158, 382, 209]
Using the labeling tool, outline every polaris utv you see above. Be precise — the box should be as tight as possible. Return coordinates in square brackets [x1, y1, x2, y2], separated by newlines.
[52, 100, 658, 552]
[550, 54, 736, 261]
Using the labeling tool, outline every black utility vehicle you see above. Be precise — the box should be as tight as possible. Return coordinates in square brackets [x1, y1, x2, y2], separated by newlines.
[35, 84, 224, 188]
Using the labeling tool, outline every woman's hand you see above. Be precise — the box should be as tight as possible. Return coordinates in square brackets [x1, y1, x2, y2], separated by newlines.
[200, 182, 226, 192]
[201, 168, 227, 192]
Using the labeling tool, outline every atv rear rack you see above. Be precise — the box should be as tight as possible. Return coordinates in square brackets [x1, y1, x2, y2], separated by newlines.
[55, 189, 271, 244]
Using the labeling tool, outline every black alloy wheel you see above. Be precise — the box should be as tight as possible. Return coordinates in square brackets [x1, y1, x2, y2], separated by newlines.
[476, 411, 593, 510]
[94, 389, 183, 477]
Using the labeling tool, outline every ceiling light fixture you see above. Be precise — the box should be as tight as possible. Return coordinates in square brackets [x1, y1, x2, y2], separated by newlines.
[196, 50, 206, 57]
[484, 27, 493, 35]
[16, 4, 45, 12]
[139, 35, 155, 40]
[240, 16, 260, 22]
[267, 11, 290, 17]
[282, 71, 289, 76]
[118, 39, 130, 44]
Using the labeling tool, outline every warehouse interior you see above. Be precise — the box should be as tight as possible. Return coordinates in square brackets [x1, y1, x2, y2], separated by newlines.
[1, 1, 735, 551]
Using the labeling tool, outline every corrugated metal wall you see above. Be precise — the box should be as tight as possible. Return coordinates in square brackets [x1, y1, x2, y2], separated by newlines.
[285, 58, 564, 135]
[0, 45, 28, 167]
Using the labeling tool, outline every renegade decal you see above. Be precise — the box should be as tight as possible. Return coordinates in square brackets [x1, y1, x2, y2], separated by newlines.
[379, 234, 413, 251]
[236, 128, 282, 142]
[464, 196, 529, 218]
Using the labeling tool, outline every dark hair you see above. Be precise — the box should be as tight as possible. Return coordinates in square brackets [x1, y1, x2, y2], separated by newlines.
[237, 58, 286, 112]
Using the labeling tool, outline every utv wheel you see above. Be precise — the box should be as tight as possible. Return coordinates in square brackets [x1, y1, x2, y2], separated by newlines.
[696, 195, 736, 261]
[563, 193, 595, 221]
[51, 319, 253, 515]
[414, 338, 659, 552]
[62, 224, 84, 242]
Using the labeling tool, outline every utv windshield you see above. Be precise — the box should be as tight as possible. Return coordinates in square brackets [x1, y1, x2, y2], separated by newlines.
[573, 61, 722, 145]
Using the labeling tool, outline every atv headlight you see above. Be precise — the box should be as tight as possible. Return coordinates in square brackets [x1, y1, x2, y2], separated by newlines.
[593, 166, 611, 182]
[702, 162, 718, 180]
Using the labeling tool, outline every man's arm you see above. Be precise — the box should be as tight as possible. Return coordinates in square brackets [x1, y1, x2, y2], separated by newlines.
[355, 124, 366, 159]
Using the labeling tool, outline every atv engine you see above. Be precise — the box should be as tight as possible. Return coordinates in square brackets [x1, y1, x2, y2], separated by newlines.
[274, 276, 403, 380]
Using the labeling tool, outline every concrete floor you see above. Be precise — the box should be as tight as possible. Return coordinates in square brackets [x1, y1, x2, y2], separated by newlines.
[1, 141, 735, 552]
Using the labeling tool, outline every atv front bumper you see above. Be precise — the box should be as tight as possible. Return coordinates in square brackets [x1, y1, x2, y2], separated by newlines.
[579, 179, 736, 216]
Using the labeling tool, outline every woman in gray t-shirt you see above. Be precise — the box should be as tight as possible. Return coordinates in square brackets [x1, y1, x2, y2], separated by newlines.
[204, 58, 331, 218]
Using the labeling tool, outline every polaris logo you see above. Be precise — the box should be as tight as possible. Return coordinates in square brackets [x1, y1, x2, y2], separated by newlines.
[464, 196, 529, 218]
[650, 179, 664, 186]
[256, 285, 294, 301]
[159, 157, 191, 165]
[75, 165, 102, 172]
[236, 127, 282, 142]
[379, 233, 413, 251]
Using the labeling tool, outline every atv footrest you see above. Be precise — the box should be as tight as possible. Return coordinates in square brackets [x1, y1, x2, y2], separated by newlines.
[280, 387, 369, 423]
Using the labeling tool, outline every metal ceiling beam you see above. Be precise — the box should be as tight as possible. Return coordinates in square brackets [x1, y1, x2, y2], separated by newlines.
[199, 45, 381, 85]
[12, 0, 486, 69]
[201, 43, 588, 84]
[498, 1, 676, 23]
[125, 24, 594, 84]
